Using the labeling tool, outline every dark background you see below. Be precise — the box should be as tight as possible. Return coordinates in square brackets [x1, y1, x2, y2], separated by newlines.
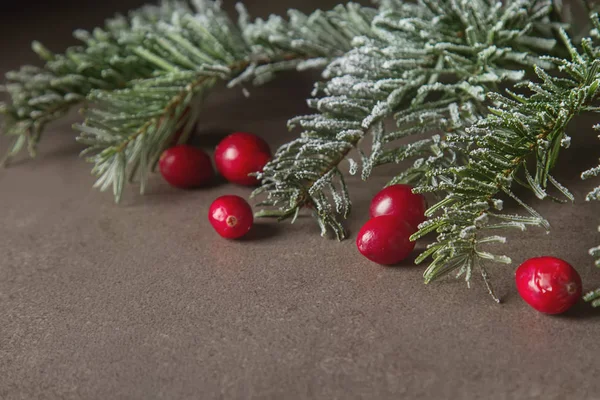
[0, 0, 368, 74]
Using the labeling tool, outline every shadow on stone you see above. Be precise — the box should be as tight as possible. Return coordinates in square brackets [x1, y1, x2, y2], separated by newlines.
[241, 221, 281, 241]
[553, 300, 600, 319]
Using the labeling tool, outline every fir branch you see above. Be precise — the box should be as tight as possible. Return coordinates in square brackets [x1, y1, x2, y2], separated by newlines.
[255, 0, 560, 239]
[1, 0, 376, 199]
[582, 22, 600, 306]
[0, 1, 191, 164]
[415, 23, 600, 300]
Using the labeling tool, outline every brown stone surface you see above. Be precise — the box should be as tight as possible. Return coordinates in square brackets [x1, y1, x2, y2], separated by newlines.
[2, 1, 600, 399]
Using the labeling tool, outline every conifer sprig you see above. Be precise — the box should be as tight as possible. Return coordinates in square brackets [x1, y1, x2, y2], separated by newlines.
[254, 0, 560, 239]
[414, 23, 600, 300]
[0, 1, 191, 164]
[1, 0, 376, 199]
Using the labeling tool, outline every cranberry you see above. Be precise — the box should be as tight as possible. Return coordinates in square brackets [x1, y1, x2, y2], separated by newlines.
[356, 215, 416, 265]
[515, 256, 582, 314]
[208, 195, 254, 239]
[159, 145, 214, 189]
[369, 184, 427, 229]
[214, 132, 271, 186]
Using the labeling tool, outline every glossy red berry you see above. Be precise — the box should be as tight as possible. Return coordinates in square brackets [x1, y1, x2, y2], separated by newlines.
[515, 256, 582, 314]
[356, 215, 416, 265]
[214, 132, 271, 186]
[159, 145, 214, 189]
[369, 184, 427, 230]
[209, 195, 254, 239]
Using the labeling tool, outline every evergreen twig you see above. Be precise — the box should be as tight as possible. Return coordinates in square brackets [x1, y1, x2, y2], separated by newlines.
[414, 23, 600, 299]
[1, 0, 376, 199]
[255, 0, 560, 239]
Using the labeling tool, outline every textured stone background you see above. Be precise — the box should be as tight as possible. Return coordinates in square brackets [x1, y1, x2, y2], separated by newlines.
[2, 1, 600, 399]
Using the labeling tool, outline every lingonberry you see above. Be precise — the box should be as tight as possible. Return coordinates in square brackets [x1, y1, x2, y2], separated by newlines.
[515, 256, 582, 314]
[369, 184, 427, 230]
[356, 215, 416, 265]
[208, 195, 254, 239]
[214, 132, 271, 186]
[159, 145, 214, 189]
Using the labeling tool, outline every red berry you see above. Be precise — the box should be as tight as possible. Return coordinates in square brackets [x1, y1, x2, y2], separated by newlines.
[356, 216, 416, 265]
[208, 195, 254, 239]
[369, 184, 427, 229]
[159, 145, 214, 189]
[214, 132, 271, 186]
[515, 256, 582, 314]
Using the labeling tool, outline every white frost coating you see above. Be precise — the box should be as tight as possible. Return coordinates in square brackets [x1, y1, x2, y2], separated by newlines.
[413, 158, 424, 168]
[470, 148, 488, 156]
[377, 16, 417, 32]
[348, 158, 359, 175]
[28, 93, 64, 106]
[297, 58, 330, 71]
[582, 166, 600, 180]
[448, 103, 461, 127]
[492, 199, 503, 211]
[586, 187, 600, 202]
[474, 213, 489, 227]
[537, 138, 550, 149]
[361, 102, 389, 128]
